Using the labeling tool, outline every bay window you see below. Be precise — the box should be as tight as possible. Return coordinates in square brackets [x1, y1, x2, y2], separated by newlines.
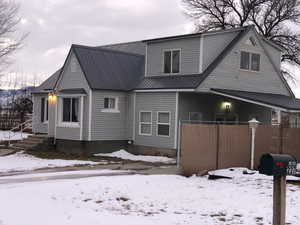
[62, 97, 79, 123]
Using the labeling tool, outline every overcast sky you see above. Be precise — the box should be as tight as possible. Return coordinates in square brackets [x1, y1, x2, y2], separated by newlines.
[6, 0, 192, 86]
[3, 0, 300, 96]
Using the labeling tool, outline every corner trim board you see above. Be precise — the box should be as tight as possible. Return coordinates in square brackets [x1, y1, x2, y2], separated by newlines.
[88, 89, 92, 141]
[80, 96, 84, 140]
[174, 92, 179, 148]
[199, 36, 204, 73]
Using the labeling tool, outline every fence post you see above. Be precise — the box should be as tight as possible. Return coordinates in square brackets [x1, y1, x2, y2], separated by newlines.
[249, 118, 260, 170]
[176, 120, 182, 168]
[216, 124, 220, 170]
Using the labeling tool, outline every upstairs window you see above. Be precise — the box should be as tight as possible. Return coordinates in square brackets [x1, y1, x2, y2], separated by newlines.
[41, 97, 48, 123]
[62, 97, 79, 123]
[240, 51, 260, 72]
[163, 49, 180, 74]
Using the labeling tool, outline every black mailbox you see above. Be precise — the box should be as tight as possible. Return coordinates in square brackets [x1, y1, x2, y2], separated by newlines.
[259, 153, 297, 176]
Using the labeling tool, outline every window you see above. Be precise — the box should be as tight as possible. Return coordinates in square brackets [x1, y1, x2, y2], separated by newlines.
[139, 111, 152, 135]
[40, 97, 48, 123]
[62, 97, 79, 123]
[104, 97, 116, 109]
[157, 112, 170, 136]
[163, 49, 180, 74]
[240, 51, 260, 72]
[251, 53, 260, 71]
[102, 97, 119, 112]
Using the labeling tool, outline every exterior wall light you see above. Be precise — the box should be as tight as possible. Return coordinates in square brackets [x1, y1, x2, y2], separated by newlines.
[48, 92, 57, 104]
[222, 101, 232, 111]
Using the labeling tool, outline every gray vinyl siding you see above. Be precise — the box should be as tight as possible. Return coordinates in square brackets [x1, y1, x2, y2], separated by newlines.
[134, 92, 176, 149]
[32, 94, 48, 134]
[56, 127, 80, 140]
[91, 91, 127, 140]
[202, 31, 240, 71]
[262, 40, 281, 71]
[56, 52, 91, 140]
[198, 30, 290, 96]
[146, 37, 200, 76]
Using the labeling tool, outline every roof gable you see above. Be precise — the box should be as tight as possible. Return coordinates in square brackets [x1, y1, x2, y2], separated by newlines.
[72, 45, 145, 91]
[197, 27, 294, 97]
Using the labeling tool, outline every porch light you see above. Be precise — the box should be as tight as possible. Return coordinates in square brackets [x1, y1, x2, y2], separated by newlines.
[48, 92, 57, 104]
[222, 101, 232, 111]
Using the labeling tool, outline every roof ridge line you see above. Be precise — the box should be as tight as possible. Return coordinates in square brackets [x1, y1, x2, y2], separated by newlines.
[143, 26, 250, 43]
[72, 44, 144, 57]
[144, 74, 202, 79]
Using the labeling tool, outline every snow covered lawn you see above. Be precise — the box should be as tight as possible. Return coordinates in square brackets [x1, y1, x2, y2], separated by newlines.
[0, 130, 30, 141]
[0, 168, 299, 225]
[95, 150, 176, 164]
[0, 152, 100, 173]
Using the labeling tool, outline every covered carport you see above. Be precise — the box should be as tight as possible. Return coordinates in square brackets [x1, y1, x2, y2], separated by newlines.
[211, 88, 300, 127]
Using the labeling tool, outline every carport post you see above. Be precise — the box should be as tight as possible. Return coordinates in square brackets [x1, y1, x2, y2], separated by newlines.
[248, 118, 259, 170]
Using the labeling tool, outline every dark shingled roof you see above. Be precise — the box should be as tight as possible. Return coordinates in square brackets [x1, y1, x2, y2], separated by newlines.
[212, 89, 300, 111]
[135, 74, 205, 90]
[33, 26, 293, 95]
[100, 41, 146, 55]
[32, 69, 61, 93]
[72, 45, 145, 91]
[58, 88, 87, 95]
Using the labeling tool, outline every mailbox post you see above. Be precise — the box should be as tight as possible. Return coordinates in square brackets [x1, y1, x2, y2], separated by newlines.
[259, 153, 297, 225]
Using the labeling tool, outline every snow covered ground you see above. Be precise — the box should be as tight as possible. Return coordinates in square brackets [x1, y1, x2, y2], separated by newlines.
[0, 152, 101, 173]
[0, 168, 299, 225]
[95, 150, 176, 164]
[0, 130, 30, 141]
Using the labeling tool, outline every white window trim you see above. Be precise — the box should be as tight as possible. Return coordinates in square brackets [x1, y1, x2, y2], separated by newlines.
[157, 111, 171, 137]
[57, 97, 80, 128]
[162, 48, 181, 74]
[240, 50, 261, 72]
[101, 96, 120, 113]
[139, 111, 152, 136]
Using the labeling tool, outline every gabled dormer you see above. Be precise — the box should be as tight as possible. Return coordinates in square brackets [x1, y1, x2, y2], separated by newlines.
[143, 27, 243, 77]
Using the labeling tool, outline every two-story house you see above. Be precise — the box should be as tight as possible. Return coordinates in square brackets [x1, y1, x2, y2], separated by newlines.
[32, 25, 300, 156]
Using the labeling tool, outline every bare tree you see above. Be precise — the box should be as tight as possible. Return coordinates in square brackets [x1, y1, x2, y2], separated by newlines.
[0, 0, 25, 73]
[182, 0, 300, 80]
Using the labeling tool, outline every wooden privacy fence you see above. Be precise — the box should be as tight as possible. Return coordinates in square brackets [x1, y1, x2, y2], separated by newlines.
[180, 123, 300, 176]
